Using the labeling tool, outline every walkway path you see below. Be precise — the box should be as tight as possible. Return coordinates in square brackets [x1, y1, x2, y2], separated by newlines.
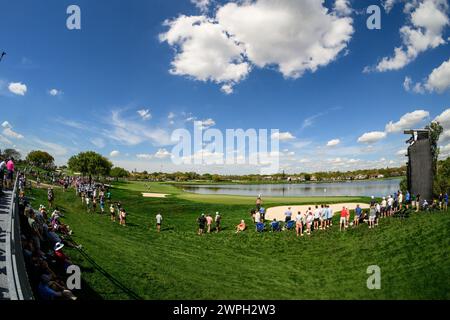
[0, 190, 13, 300]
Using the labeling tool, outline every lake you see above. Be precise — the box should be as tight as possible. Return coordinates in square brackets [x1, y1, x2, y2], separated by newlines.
[180, 179, 402, 197]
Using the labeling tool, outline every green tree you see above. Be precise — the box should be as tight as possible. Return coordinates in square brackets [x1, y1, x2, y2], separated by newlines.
[435, 157, 450, 194]
[1, 148, 21, 160]
[26, 150, 55, 170]
[68, 151, 113, 179]
[426, 121, 444, 196]
[110, 167, 130, 181]
[426, 122, 443, 175]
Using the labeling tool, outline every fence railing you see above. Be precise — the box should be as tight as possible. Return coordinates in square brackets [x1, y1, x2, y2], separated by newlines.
[4, 175, 34, 300]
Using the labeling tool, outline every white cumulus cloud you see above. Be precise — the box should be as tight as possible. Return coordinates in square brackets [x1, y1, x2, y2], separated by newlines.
[161, 0, 354, 93]
[191, 0, 210, 12]
[423, 57, 450, 93]
[271, 131, 295, 141]
[110, 150, 120, 157]
[357, 131, 387, 144]
[1, 121, 24, 139]
[385, 110, 430, 133]
[326, 139, 341, 147]
[154, 148, 171, 159]
[8, 82, 27, 96]
[137, 109, 152, 121]
[371, 0, 449, 72]
[49, 88, 62, 96]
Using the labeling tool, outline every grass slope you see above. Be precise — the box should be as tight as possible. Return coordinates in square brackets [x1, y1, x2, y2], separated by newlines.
[28, 182, 450, 300]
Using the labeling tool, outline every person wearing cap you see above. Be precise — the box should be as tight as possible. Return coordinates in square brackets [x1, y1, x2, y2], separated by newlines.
[405, 191, 411, 209]
[235, 219, 246, 233]
[381, 196, 387, 218]
[295, 211, 303, 237]
[256, 195, 262, 211]
[368, 206, 377, 229]
[119, 208, 127, 226]
[206, 214, 213, 233]
[54, 242, 72, 271]
[285, 207, 293, 223]
[0, 157, 5, 193]
[156, 212, 163, 232]
[197, 214, 207, 235]
[215, 212, 221, 233]
[354, 204, 362, 226]
[39, 205, 48, 221]
[47, 187, 54, 209]
[259, 207, 266, 223]
[340, 207, 348, 232]
[109, 203, 116, 222]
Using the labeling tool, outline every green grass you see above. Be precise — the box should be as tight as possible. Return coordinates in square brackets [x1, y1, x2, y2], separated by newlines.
[28, 181, 450, 300]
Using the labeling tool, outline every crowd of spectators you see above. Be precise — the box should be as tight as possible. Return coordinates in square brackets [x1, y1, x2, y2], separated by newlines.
[17, 173, 80, 300]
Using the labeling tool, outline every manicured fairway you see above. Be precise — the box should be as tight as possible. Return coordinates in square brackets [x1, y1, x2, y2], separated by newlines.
[28, 181, 450, 300]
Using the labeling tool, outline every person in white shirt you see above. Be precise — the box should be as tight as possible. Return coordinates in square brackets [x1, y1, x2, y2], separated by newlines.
[327, 206, 333, 227]
[387, 196, 394, 216]
[254, 210, 261, 224]
[398, 192, 404, 210]
[284, 207, 293, 222]
[381, 197, 387, 217]
[313, 206, 321, 231]
[306, 211, 314, 235]
[156, 213, 163, 233]
[291, 211, 301, 237]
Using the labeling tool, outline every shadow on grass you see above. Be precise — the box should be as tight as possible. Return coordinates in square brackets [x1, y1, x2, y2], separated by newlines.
[75, 278, 105, 300]
[71, 244, 143, 300]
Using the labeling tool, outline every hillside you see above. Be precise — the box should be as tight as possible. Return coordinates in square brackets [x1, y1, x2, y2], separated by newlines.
[28, 182, 450, 300]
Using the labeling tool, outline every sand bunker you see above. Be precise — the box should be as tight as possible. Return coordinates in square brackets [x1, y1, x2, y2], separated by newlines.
[142, 193, 169, 198]
[266, 203, 370, 221]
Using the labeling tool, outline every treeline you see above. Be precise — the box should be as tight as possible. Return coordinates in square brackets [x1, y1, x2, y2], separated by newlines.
[130, 167, 406, 183]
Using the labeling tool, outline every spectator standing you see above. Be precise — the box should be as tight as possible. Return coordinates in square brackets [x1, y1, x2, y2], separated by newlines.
[0, 158, 5, 193]
[215, 212, 221, 233]
[6, 157, 14, 189]
[295, 211, 303, 237]
[109, 204, 116, 222]
[340, 207, 348, 232]
[197, 214, 206, 235]
[156, 213, 163, 233]
[285, 207, 293, 223]
[354, 205, 362, 226]
[206, 214, 213, 233]
[47, 188, 54, 209]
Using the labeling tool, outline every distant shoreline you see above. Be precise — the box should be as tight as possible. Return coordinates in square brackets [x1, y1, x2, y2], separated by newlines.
[168, 176, 404, 186]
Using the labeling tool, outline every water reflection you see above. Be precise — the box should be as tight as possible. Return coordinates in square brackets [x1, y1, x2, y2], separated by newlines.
[180, 179, 401, 197]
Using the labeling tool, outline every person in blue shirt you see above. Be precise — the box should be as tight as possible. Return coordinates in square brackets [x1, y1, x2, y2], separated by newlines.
[259, 207, 266, 223]
[444, 193, 448, 211]
[270, 219, 281, 232]
[405, 191, 411, 209]
[38, 274, 77, 300]
[284, 207, 292, 223]
[353, 205, 362, 226]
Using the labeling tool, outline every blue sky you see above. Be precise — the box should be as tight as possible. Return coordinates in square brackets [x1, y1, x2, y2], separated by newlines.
[0, 0, 449, 174]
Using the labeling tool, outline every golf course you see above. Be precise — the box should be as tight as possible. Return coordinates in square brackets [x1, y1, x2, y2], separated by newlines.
[28, 181, 450, 300]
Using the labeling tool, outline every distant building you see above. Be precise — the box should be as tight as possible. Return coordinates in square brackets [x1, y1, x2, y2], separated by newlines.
[404, 129, 433, 202]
